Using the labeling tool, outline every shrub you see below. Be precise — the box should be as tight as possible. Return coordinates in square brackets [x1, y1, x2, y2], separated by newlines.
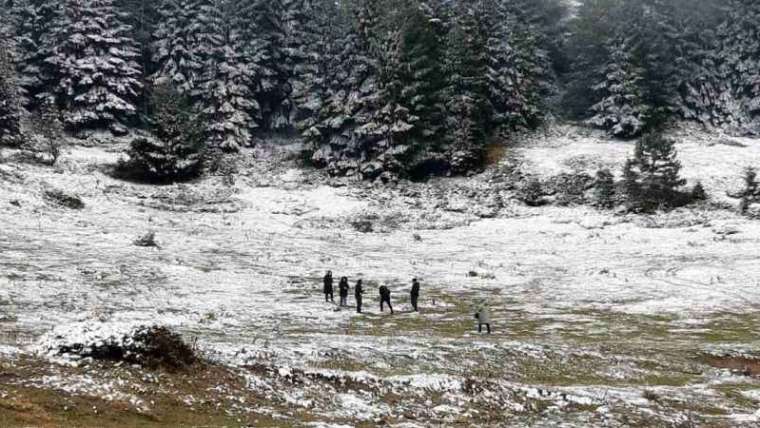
[521, 178, 546, 207]
[134, 231, 158, 248]
[740, 167, 759, 213]
[119, 83, 204, 183]
[43, 188, 84, 209]
[46, 324, 196, 371]
[31, 101, 66, 166]
[594, 168, 615, 208]
[691, 181, 708, 202]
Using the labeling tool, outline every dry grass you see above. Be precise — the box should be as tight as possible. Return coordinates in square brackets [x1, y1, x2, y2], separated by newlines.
[484, 142, 508, 166]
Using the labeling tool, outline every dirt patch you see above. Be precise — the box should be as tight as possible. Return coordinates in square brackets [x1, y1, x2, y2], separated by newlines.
[704, 355, 760, 377]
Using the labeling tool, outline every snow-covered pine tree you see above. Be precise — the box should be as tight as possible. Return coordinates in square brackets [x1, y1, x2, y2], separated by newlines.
[739, 166, 759, 212]
[195, 0, 255, 152]
[587, 37, 650, 138]
[124, 82, 204, 182]
[350, 0, 434, 179]
[152, 0, 203, 94]
[594, 168, 615, 208]
[624, 132, 687, 210]
[634, 1, 683, 129]
[675, 22, 733, 127]
[0, 39, 23, 143]
[115, 0, 160, 117]
[622, 158, 641, 204]
[115, 0, 159, 71]
[395, 1, 448, 172]
[235, 0, 287, 132]
[444, 4, 490, 172]
[477, 0, 529, 131]
[501, 0, 556, 128]
[11, 0, 62, 109]
[307, 0, 383, 178]
[713, 0, 760, 133]
[48, 0, 142, 135]
[288, 0, 335, 137]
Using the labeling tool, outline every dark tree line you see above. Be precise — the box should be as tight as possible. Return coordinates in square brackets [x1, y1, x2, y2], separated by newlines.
[564, 0, 760, 138]
[0, 0, 559, 180]
[2, 0, 760, 182]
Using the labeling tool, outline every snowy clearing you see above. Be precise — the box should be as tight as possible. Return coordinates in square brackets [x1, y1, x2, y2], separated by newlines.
[1, 131, 760, 425]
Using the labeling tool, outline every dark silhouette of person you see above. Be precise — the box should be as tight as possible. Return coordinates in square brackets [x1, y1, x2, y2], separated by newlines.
[379, 285, 393, 314]
[355, 279, 364, 313]
[339, 276, 349, 306]
[410, 278, 420, 312]
[323, 271, 334, 303]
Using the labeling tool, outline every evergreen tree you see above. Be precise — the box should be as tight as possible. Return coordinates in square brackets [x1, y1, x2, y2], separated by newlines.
[587, 37, 649, 138]
[622, 158, 641, 204]
[623, 132, 687, 210]
[396, 1, 448, 170]
[30, 99, 65, 164]
[307, 1, 382, 177]
[48, 0, 142, 134]
[152, 0, 202, 94]
[0, 41, 22, 143]
[594, 168, 615, 208]
[11, 0, 62, 109]
[676, 24, 733, 127]
[123, 82, 204, 182]
[197, 0, 255, 152]
[502, 0, 557, 127]
[444, 4, 490, 173]
[711, 0, 760, 133]
[289, 0, 336, 137]
[115, 0, 159, 73]
[480, 0, 527, 130]
[116, 0, 160, 116]
[691, 181, 707, 201]
[236, 0, 287, 132]
[739, 166, 759, 213]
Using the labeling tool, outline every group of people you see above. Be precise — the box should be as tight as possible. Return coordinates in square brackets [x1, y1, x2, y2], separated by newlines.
[321, 271, 491, 334]
[322, 271, 420, 315]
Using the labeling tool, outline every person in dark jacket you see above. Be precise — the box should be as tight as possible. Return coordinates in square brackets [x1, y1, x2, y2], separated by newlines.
[323, 271, 334, 303]
[339, 276, 349, 306]
[410, 278, 420, 312]
[379, 285, 393, 314]
[355, 279, 364, 313]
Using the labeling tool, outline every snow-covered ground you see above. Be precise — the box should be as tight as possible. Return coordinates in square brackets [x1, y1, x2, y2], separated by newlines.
[1, 128, 759, 425]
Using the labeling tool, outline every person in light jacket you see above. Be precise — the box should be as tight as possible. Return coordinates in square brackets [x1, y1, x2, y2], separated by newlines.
[474, 301, 491, 334]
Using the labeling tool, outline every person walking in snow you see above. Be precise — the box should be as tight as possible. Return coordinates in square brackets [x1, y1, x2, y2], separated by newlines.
[355, 279, 364, 313]
[410, 278, 420, 312]
[339, 276, 349, 306]
[323, 271, 334, 303]
[474, 300, 491, 334]
[379, 285, 393, 314]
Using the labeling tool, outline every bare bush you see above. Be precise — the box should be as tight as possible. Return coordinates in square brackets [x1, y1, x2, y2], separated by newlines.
[134, 232, 159, 248]
[51, 325, 196, 371]
[43, 188, 84, 209]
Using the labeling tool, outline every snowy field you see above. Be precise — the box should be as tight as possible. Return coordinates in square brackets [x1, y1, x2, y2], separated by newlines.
[1, 129, 760, 426]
